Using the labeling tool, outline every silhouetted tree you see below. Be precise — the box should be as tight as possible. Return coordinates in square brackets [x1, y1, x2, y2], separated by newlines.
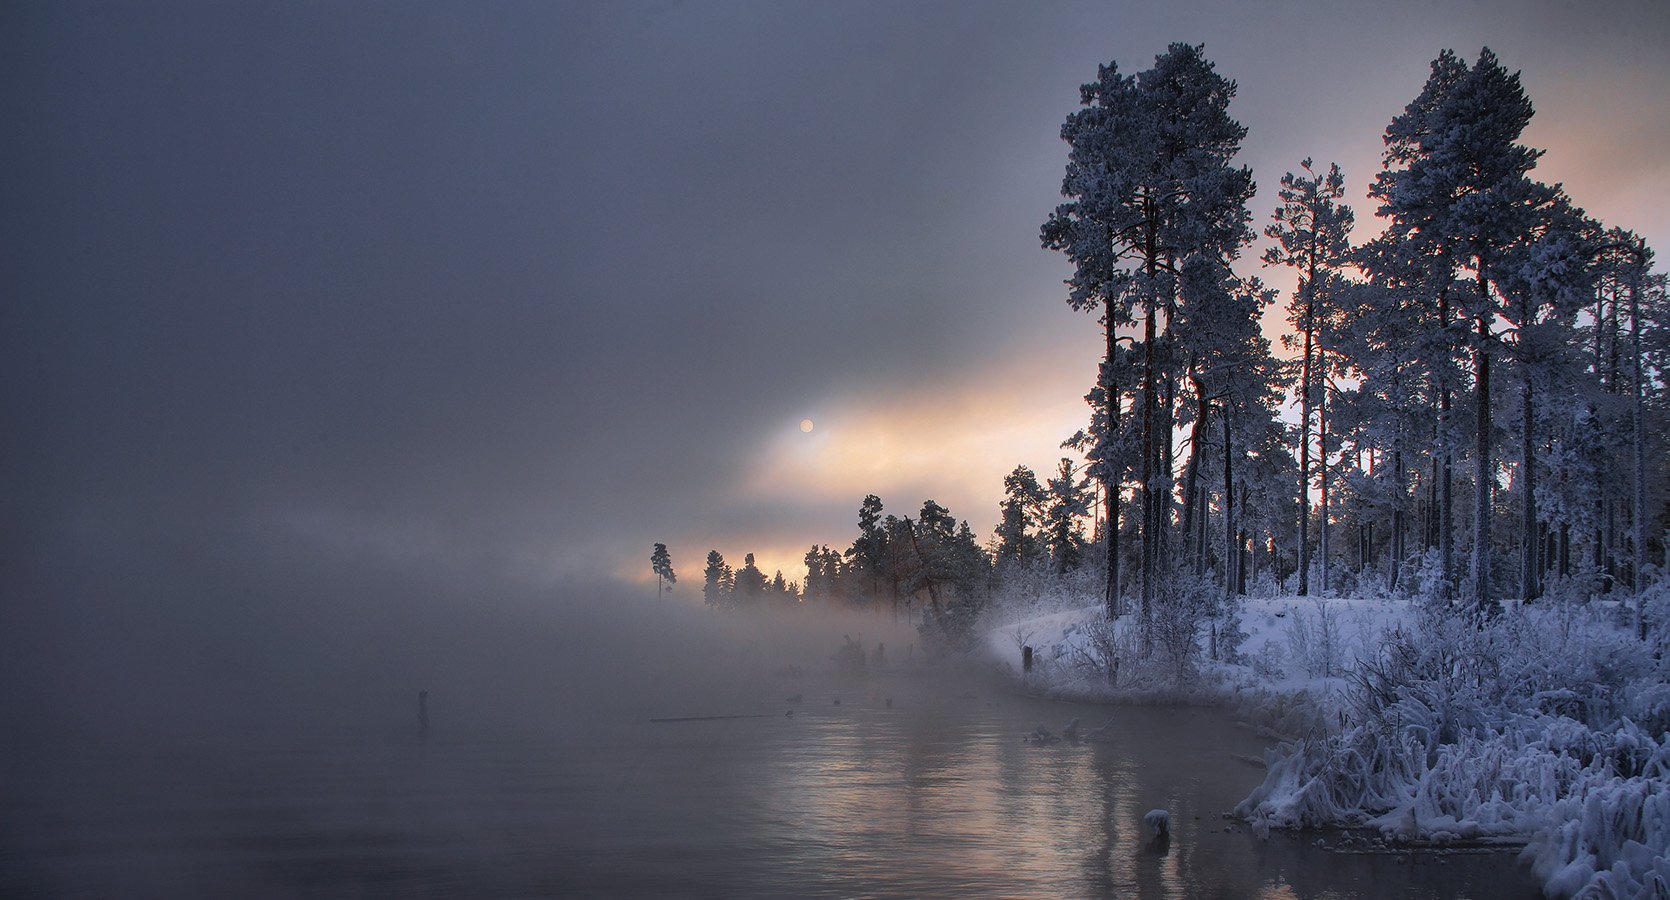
[650, 542, 676, 599]
[994, 466, 1047, 570]
[702, 550, 730, 608]
[733, 553, 767, 605]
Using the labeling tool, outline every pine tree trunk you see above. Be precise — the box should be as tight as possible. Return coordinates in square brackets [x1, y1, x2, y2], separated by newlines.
[1319, 374, 1330, 594]
[1521, 378, 1539, 602]
[1182, 376, 1208, 578]
[1104, 306, 1122, 619]
[1558, 521, 1570, 579]
[1238, 526, 1249, 595]
[1390, 445, 1404, 592]
[1141, 212, 1159, 620]
[1472, 305, 1495, 615]
[1224, 403, 1235, 600]
[1298, 294, 1314, 596]
[1427, 454, 1439, 550]
[1160, 345, 1177, 581]
[1439, 287, 1455, 603]
[1630, 251, 1647, 637]
[1444, 433, 1456, 601]
[1142, 301, 1157, 621]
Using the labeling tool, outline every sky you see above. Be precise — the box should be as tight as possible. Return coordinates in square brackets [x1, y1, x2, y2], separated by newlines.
[5, 0, 1669, 614]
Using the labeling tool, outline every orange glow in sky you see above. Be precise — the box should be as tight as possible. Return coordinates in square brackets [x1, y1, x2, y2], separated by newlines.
[689, 343, 1101, 583]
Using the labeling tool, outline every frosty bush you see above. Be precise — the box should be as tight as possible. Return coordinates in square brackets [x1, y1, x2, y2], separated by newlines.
[1242, 601, 1670, 898]
[1404, 548, 1449, 606]
[1249, 638, 1286, 682]
[1067, 611, 1137, 688]
[1209, 592, 1250, 665]
[1284, 597, 1346, 679]
[1148, 571, 1215, 681]
[985, 560, 1105, 625]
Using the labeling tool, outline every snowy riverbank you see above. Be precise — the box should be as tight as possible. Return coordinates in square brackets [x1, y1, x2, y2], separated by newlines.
[981, 588, 1670, 899]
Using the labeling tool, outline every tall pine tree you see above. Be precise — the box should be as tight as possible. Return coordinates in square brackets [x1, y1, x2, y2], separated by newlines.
[1043, 43, 1255, 619]
[1263, 160, 1355, 595]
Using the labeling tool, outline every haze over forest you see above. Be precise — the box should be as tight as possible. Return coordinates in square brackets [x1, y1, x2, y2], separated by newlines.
[6, 4, 1670, 898]
[6, 1, 1668, 603]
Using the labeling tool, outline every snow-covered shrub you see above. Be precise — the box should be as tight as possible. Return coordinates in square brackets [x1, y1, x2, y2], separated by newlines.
[1639, 578, 1670, 659]
[1521, 728, 1670, 899]
[1250, 638, 1286, 681]
[1284, 605, 1313, 676]
[1148, 571, 1215, 680]
[1066, 611, 1138, 688]
[1342, 617, 1490, 753]
[985, 561, 1106, 624]
[1284, 597, 1346, 679]
[1210, 593, 1250, 665]
[1403, 548, 1450, 606]
[1243, 601, 1670, 898]
[1246, 569, 1284, 599]
[1540, 569, 1609, 608]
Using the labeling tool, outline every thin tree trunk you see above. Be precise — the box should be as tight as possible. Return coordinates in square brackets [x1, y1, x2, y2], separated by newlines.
[1298, 290, 1314, 596]
[1472, 303, 1496, 614]
[1104, 309, 1122, 619]
[1160, 339, 1177, 583]
[1559, 522, 1569, 579]
[1142, 308, 1156, 620]
[1224, 403, 1235, 600]
[1521, 378, 1539, 602]
[1320, 375, 1331, 594]
[1427, 453, 1439, 550]
[1182, 375, 1208, 578]
[1390, 445, 1404, 592]
[1440, 287, 1456, 603]
[1141, 219, 1158, 620]
[1630, 248, 1647, 637]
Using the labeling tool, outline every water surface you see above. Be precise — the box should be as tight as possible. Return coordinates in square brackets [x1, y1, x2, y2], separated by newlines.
[3, 665, 1538, 898]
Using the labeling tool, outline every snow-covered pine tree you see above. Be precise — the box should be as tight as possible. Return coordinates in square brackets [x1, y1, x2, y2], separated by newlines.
[994, 465, 1047, 572]
[1371, 48, 1559, 615]
[1167, 277, 1297, 598]
[1263, 159, 1355, 596]
[1042, 43, 1255, 620]
[1490, 201, 1597, 601]
[1042, 458, 1093, 573]
[1173, 260, 1290, 595]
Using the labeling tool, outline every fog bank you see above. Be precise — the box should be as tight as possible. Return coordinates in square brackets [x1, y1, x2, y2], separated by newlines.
[2, 520, 919, 759]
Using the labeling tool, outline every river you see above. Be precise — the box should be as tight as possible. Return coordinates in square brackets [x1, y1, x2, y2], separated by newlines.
[4, 659, 1539, 898]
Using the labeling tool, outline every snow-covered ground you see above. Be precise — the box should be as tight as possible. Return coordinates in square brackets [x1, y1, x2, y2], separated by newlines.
[980, 586, 1670, 899]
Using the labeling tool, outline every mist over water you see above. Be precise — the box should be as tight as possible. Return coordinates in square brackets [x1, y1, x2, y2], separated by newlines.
[2, 540, 1537, 897]
[0, 517, 912, 749]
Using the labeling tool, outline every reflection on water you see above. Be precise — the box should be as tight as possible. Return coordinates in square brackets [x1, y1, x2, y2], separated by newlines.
[3, 668, 1538, 898]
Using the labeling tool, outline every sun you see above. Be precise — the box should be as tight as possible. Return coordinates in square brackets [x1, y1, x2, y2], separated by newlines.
[799, 418, 815, 433]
